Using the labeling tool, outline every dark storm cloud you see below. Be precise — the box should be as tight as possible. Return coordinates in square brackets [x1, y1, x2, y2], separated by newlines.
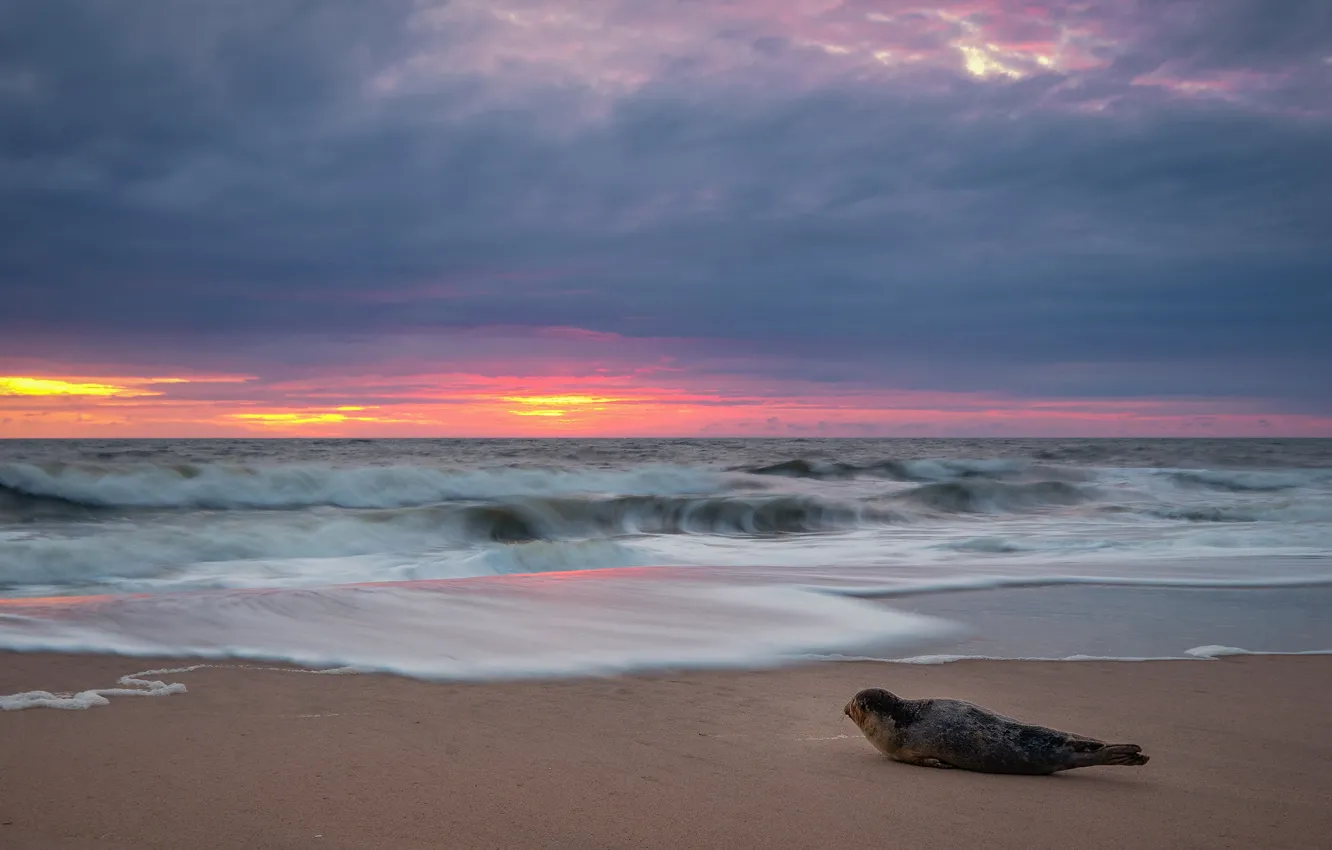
[1, 0, 1329, 406]
[1124, 0, 1332, 71]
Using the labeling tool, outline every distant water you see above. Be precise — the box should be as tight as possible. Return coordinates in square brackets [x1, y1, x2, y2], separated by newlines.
[2, 438, 1330, 680]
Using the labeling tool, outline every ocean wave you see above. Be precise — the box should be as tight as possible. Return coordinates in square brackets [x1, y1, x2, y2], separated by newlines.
[0, 462, 728, 510]
[1168, 469, 1322, 492]
[0, 514, 448, 588]
[1143, 501, 1332, 524]
[1145, 506, 1262, 523]
[736, 457, 923, 480]
[897, 480, 1089, 514]
[0, 483, 109, 521]
[402, 493, 876, 545]
[941, 536, 1122, 555]
[735, 456, 1038, 482]
[0, 493, 877, 589]
[429, 540, 660, 579]
[469, 493, 878, 540]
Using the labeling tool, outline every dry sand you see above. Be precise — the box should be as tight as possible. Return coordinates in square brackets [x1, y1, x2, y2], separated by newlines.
[2, 653, 1329, 849]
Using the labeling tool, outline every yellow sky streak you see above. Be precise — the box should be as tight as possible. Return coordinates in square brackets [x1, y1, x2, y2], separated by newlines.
[501, 395, 624, 406]
[0, 376, 163, 398]
[231, 413, 357, 424]
[228, 406, 407, 427]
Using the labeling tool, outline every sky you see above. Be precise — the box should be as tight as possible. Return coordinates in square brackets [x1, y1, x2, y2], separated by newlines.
[1, 0, 1330, 438]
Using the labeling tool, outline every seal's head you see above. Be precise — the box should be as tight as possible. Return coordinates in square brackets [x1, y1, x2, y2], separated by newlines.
[844, 688, 908, 756]
[844, 687, 901, 727]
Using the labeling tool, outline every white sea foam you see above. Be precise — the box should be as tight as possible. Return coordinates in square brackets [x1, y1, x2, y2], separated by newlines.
[0, 663, 378, 712]
[1183, 645, 1332, 658]
[813, 572, 1332, 599]
[0, 669, 189, 711]
[0, 576, 962, 681]
[815, 646, 1332, 664]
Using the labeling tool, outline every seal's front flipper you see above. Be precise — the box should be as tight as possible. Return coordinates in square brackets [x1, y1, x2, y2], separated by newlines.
[894, 754, 955, 769]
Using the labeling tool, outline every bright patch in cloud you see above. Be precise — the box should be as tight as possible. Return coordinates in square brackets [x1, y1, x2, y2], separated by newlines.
[958, 44, 1023, 79]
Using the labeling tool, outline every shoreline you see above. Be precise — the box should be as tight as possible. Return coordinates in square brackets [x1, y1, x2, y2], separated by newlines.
[3, 653, 1330, 849]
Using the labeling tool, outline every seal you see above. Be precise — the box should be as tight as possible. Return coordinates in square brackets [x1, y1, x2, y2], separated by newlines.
[843, 688, 1149, 774]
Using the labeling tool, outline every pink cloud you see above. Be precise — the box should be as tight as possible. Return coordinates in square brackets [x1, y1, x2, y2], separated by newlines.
[1131, 66, 1290, 100]
[388, 0, 1127, 98]
[373, 0, 1319, 118]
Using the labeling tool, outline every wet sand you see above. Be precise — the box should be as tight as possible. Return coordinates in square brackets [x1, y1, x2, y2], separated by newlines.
[2, 653, 1329, 849]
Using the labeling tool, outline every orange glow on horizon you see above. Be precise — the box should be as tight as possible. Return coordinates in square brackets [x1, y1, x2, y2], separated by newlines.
[3, 362, 1330, 438]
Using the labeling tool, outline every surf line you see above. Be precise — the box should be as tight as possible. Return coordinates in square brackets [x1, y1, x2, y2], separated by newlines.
[0, 663, 365, 712]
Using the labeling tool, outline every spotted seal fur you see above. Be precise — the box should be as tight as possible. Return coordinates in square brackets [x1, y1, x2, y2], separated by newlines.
[844, 688, 1149, 774]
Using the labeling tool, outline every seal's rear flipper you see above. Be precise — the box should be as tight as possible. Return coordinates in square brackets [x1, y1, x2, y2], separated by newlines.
[1068, 739, 1105, 753]
[1098, 744, 1149, 766]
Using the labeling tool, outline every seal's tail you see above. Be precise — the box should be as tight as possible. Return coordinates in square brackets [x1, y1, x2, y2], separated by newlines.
[1096, 744, 1149, 767]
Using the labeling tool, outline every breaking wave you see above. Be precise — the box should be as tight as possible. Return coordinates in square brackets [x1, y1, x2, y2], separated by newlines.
[452, 494, 876, 542]
[1168, 469, 1323, 492]
[1144, 502, 1332, 524]
[3, 476, 1122, 592]
[5, 444, 1331, 604]
[897, 480, 1089, 514]
[0, 493, 876, 590]
[0, 462, 728, 510]
[735, 457, 1039, 482]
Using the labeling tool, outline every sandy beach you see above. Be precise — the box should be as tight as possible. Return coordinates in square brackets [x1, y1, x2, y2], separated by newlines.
[3, 653, 1329, 850]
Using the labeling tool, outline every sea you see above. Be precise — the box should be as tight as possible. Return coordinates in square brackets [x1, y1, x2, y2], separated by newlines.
[2, 438, 1331, 693]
